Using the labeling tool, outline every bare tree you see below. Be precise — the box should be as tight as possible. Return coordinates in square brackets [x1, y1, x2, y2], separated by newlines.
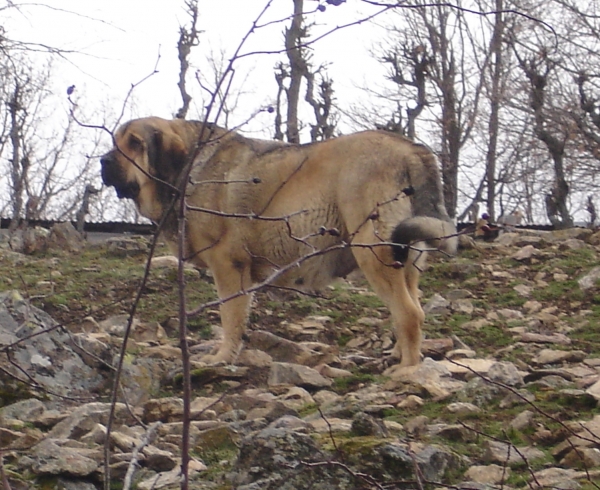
[484, 0, 506, 221]
[365, 1, 486, 218]
[274, 0, 338, 143]
[175, 0, 201, 120]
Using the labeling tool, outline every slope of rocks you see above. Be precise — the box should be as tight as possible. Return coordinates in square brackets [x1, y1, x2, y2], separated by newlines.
[1, 225, 600, 489]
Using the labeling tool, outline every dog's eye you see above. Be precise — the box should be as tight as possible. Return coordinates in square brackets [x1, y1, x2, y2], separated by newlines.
[128, 134, 144, 151]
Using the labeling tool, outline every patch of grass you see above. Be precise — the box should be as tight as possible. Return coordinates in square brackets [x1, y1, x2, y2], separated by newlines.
[457, 323, 514, 355]
[297, 402, 320, 417]
[477, 282, 527, 309]
[0, 244, 218, 328]
[332, 373, 378, 394]
[533, 279, 585, 303]
[337, 333, 352, 347]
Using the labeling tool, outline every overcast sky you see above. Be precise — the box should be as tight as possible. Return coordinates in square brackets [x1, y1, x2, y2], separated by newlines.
[5, 0, 389, 137]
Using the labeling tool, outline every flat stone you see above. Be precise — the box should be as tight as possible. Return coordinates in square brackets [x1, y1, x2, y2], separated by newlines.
[512, 245, 538, 261]
[446, 402, 480, 414]
[561, 446, 600, 468]
[519, 332, 572, 345]
[438, 358, 495, 376]
[578, 266, 600, 290]
[236, 348, 273, 367]
[464, 464, 511, 484]
[397, 395, 424, 409]
[586, 379, 600, 401]
[483, 440, 545, 466]
[0, 398, 46, 422]
[488, 361, 524, 386]
[275, 386, 315, 410]
[268, 362, 332, 388]
[510, 410, 534, 431]
[137, 458, 206, 490]
[308, 417, 352, 433]
[315, 364, 353, 378]
[247, 330, 317, 365]
[533, 467, 584, 490]
[30, 438, 100, 477]
[533, 349, 586, 365]
[423, 293, 450, 315]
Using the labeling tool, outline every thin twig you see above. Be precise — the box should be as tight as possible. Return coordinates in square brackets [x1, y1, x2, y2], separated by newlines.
[122, 422, 162, 490]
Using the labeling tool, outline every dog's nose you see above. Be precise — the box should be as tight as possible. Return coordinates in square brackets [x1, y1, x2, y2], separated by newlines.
[100, 155, 112, 167]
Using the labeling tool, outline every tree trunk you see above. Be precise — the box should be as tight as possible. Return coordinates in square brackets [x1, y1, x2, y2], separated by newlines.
[284, 0, 306, 143]
[485, 0, 504, 221]
[8, 83, 23, 232]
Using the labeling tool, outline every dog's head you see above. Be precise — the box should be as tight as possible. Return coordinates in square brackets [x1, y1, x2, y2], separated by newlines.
[100, 117, 192, 220]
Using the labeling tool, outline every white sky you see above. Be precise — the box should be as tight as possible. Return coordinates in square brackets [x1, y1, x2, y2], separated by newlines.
[5, 0, 390, 138]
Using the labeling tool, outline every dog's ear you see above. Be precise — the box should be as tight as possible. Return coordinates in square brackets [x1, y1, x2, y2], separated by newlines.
[147, 127, 189, 183]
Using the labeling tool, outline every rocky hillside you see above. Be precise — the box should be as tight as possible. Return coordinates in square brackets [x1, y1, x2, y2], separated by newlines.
[1, 224, 600, 489]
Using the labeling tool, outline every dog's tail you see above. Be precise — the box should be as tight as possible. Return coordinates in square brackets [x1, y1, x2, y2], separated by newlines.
[391, 216, 457, 264]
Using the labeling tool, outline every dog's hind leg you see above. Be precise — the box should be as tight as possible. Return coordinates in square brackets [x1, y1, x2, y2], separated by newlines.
[202, 253, 253, 365]
[350, 225, 424, 367]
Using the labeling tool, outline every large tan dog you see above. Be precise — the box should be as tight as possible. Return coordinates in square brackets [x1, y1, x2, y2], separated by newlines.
[101, 117, 456, 367]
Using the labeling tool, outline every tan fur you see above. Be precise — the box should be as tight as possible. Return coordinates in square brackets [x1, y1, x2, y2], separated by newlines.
[101, 117, 457, 366]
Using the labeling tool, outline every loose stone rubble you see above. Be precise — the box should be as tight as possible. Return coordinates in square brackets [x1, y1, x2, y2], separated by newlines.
[1, 226, 600, 488]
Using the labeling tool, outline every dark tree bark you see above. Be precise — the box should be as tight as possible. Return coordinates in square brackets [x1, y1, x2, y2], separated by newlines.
[8, 83, 25, 232]
[283, 0, 307, 143]
[274, 0, 337, 143]
[516, 51, 573, 228]
[485, 0, 505, 221]
[175, 0, 200, 120]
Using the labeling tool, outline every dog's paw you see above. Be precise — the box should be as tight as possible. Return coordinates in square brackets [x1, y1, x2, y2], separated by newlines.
[200, 350, 236, 366]
[383, 363, 419, 379]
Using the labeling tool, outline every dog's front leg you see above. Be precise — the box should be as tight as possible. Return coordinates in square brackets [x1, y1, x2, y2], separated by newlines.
[201, 257, 252, 365]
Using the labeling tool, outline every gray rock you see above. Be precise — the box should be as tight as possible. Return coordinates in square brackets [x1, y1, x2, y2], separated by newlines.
[0, 291, 104, 398]
[47, 222, 85, 252]
[0, 398, 46, 422]
[446, 402, 481, 414]
[268, 415, 311, 432]
[143, 445, 178, 472]
[56, 479, 98, 490]
[268, 362, 332, 388]
[105, 236, 149, 256]
[423, 293, 450, 315]
[560, 446, 600, 469]
[533, 349, 587, 365]
[143, 397, 184, 423]
[483, 440, 545, 466]
[427, 423, 477, 442]
[137, 459, 206, 490]
[464, 464, 511, 484]
[559, 238, 588, 251]
[49, 402, 135, 439]
[512, 245, 537, 261]
[578, 266, 600, 290]
[586, 379, 600, 401]
[231, 427, 341, 489]
[8, 226, 50, 254]
[29, 438, 100, 476]
[533, 467, 583, 490]
[487, 361, 524, 387]
[510, 410, 534, 431]
[351, 412, 389, 437]
[376, 442, 460, 482]
[550, 228, 593, 242]
[404, 415, 429, 436]
[247, 330, 319, 365]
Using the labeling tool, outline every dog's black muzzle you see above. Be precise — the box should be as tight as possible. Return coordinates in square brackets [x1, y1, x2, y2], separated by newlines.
[100, 154, 140, 200]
